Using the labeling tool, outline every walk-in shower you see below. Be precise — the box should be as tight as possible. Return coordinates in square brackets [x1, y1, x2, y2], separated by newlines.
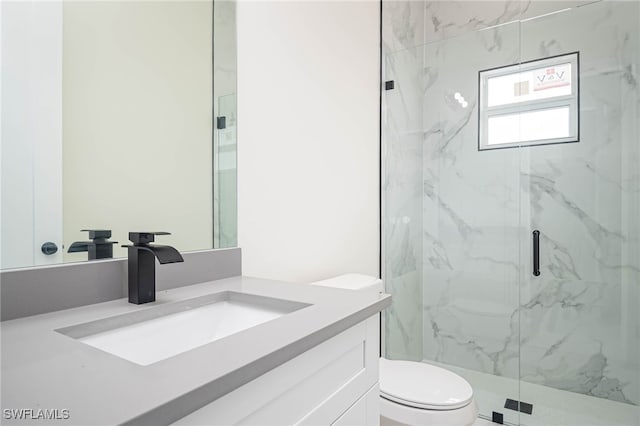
[382, 1, 639, 425]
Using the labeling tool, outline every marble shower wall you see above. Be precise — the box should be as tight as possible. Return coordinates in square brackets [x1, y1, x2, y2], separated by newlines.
[518, 2, 639, 405]
[423, 0, 595, 43]
[383, 0, 640, 406]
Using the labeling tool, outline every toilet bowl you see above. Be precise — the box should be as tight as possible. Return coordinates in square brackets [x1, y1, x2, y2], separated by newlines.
[311, 274, 478, 426]
[379, 358, 477, 426]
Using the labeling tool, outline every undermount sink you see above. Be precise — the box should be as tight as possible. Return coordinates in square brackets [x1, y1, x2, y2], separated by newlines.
[57, 291, 310, 366]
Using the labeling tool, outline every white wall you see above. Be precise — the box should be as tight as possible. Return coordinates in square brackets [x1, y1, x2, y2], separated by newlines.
[237, 1, 380, 283]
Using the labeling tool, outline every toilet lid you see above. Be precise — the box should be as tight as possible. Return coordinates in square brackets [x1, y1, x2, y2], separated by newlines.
[379, 358, 473, 410]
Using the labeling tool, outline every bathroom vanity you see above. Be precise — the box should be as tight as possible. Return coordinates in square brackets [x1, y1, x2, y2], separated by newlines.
[1, 276, 390, 425]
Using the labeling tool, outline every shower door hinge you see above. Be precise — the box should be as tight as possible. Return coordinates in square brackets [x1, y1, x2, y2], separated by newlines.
[216, 116, 226, 130]
[492, 411, 504, 424]
[505, 398, 534, 415]
[384, 80, 395, 90]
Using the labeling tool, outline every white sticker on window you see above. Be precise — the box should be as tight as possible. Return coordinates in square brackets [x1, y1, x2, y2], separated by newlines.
[533, 63, 571, 92]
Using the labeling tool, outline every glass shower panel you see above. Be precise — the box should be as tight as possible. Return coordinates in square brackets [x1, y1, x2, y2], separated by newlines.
[420, 23, 522, 425]
[519, 2, 640, 425]
[213, 93, 237, 248]
[383, 20, 524, 424]
[383, 42, 425, 363]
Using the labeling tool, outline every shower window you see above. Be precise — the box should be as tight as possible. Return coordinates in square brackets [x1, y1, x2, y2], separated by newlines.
[478, 52, 579, 150]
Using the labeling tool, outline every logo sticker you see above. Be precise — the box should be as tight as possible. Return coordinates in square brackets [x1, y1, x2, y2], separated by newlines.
[533, 63, 571, 91]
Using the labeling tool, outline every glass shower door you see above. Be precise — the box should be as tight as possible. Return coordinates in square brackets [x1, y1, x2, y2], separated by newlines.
[518, 2, 640, 425]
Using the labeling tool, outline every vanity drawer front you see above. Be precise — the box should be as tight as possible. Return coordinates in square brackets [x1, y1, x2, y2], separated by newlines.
[331, 384, 379, 426]
[173, 316, 379, 426]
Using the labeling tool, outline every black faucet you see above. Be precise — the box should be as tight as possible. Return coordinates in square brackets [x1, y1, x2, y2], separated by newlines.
[68, 229, 118, 260]
[123, 232, 184, 305]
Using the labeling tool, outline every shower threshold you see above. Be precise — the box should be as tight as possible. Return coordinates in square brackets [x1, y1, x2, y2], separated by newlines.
[429, 361, 639, 426]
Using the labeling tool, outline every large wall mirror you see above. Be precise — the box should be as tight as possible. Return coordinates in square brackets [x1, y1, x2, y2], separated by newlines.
[1, 0, 237, 269]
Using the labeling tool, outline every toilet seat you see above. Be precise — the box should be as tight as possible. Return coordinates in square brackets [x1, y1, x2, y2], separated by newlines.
[379, 358, 473, 411]
[309, 274, 478, 425]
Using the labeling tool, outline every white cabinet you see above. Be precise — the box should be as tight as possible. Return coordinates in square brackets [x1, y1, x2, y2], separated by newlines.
[174, 316, 380, 426]
[332, 384, 379, 426]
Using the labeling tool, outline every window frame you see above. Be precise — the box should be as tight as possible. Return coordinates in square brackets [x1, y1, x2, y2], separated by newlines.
[478, 51, 580, 151]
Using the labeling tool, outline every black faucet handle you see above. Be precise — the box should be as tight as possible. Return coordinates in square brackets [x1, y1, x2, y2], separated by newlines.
[128, 232, 171, 245]
[81, 229, 112, 240]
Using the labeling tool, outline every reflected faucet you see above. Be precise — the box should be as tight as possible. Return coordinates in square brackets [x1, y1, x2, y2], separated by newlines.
[123, 232, 184, 305]
[68, 229, 118, 260]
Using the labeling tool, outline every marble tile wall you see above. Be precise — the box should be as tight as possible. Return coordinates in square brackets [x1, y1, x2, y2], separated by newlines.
[423, 0, 594, 43]
[383, 0, 639, 406]
[517, 2, 639, 405]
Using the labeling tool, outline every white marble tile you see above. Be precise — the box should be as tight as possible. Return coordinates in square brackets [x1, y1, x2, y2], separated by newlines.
[423, 1, 597, 44]
[444, 361, 640, 426]
[517, 0, 640, 406]
[383, 0, 424, 54]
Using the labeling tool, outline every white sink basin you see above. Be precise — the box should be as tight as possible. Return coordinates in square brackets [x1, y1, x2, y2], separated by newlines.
[57, 292, 310, 366]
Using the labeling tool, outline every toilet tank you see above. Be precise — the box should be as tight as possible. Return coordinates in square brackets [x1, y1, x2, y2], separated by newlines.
[310, 273, 383, 294]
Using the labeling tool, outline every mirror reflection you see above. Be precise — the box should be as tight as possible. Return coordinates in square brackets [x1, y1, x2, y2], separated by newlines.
[0, 0, 237, 269]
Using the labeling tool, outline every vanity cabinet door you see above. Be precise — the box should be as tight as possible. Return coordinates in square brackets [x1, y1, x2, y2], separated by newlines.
[332, 384, 380, 426]
[173, 316, 379, 426]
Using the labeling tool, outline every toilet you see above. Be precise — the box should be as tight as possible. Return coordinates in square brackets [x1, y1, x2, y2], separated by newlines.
[311, 274, 478, 426]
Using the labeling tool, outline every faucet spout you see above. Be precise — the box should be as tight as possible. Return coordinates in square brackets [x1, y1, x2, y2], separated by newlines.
[67, 230, 117, 260]
[68, 241, 90, 252]
[145, 244, 184, 264]
[124, 232, 184, 304]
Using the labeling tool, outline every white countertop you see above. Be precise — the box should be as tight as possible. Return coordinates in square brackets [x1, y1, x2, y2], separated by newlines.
[1, 276, 390, 425]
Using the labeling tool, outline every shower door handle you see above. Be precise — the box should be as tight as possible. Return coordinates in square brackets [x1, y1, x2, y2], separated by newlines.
[532, 230, 540, 276]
